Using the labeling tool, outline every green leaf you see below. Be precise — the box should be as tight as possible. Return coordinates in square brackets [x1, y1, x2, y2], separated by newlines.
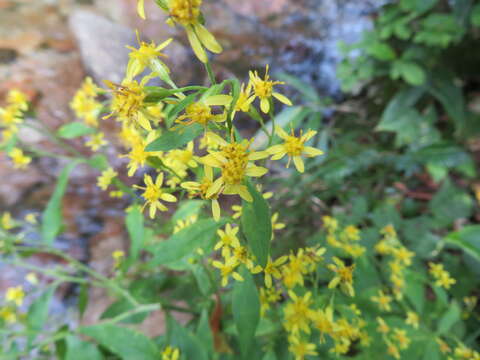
[57, 122, 95, 139]
[126, 205, 145, 263]
[165, 93, 197, 126]
[400, 0, 438, 13]
[404, 270, 425, 313]
[145, 124, 202, 152]
[78, 283, 89, 319]
[172, 200, 204, 223]
[444, 225, 480, 262]
[232, 267, 260, 356]
[423, 339, 441, 360]
[80, 324, 158, 360]
[429, 180, 473, 228]
[41, 160, 82, 245]
[276, 73, 320, 104]
[100, 299, 149, 324]
[88, 154, 109, 171]
[472, 4, 480, 26]
[148, 218, 226, 266]
[378, 88, 424, 131]
[65, 335, 103, 360]
[366, 42, 396, 61]
[27, 286, 56, 340]
[437, 301, 461, 334]
[196, 309, 214, 356]
[241, 181, 272, 268]
[169, 316, 208, 360]
[392, 61, 426, 85]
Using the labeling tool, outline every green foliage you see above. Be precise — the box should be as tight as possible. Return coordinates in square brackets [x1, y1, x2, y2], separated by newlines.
[57, 122, 96, 139]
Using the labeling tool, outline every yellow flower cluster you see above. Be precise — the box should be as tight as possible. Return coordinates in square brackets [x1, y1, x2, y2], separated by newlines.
[376, 317, 411, 359]
[0, 285, 25, 324]
[70, 77, 103, 127]
[374, 224, 414, 299]
[429, 262, 456, 290]
[161, 345, 180, 360]
[0, 89, 28, 140]
[323, 216, 365, 258]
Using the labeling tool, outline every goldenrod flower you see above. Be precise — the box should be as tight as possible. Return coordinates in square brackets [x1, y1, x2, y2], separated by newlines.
[134, 173, 177, 218]
[327, 257, 355, 297]
[121, 132, 161, 176]
[249, 65, 292, 113]
[175, 95, 231, 129]
[97, 167, 118, 190]
[311, 307, 334, 343]
[371, 290, 392, 312]
[213, 224, 240, 257]
[376, 317, 390, 334]
[166, 0, 222, 63]
[6, 286, 25, 306]
[428, 262, 456, 289]
[230, 243, 255, 270]
[259, 287, 281, 316]
[181, 165, 221, 220]
[283, 291, 313, 335]
[86, 132, 107, 151]
[386, 342, 400, 359]
[212, 256, 243, 287]
[393, 329, 410, 350]
[112, 250, 125, 269]
[201, 133, 269, 202]
[436, 338, 451, 354]
[126, 31, 172, 80]
[288, 336, 317, 360]
[267, 126, 323, 173]
[405, 311, 419, 329]
[105, 78, 151, 131]
[173, 214, 197, 233]
[8, 148, 31, 169]
[70, 78, 102, 126]
[162, 346, 180, 360]
[7, 90, 28, 110]
[231, 82, 255, 119]
[0, 307, 17, 324]
[252, 256, 287, 288]
[1, 212, 15, 230]
[392, 246, 414, 266]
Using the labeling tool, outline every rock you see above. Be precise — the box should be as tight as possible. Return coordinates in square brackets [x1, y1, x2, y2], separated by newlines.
[69, 10, 136, 84]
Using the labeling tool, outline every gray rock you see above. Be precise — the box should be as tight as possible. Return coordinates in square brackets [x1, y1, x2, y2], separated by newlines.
[68, 10, 135, 84]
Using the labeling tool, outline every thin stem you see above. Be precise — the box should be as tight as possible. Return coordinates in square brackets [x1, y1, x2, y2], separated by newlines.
[204, 60, 216, 85]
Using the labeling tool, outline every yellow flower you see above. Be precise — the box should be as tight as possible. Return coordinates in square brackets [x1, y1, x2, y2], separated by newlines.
[259, 287, 281, 316]
[436, 338, 451, 354]
[162, 346, 180, 360]
[267, 126, 323, 173]
[386, 342, 400, 359]
[105, 78, 151, 131]
[253, 256, 287, 288]
[288, 336, 317, 360]
[97, 167, 118, 190]
[212, 256, 243, 287]
[8, 148, 31, 169]
[371, 290, 393, 312]
[167, 0, 222, 63]
[6, 286, 25, 306]
[405, 311, 419, 329]
[327, 257, 355, 297]
[7, 90, 28, 110]
[175, 95, 231, 128]
[311, 306, 335, 343]
[112, 250, 125, 269]
[173, 215, 197, 233]
[342, 225, 360, 241]
[0, 307, 17, 324]
[214, 224, 240, 257]
[231, 204, 242, 219]
[428, 262, 456, 289]
[392, 246, 414, 266]
[376, 317, 390, 334]
[1, 212, 15, 230]
[393, 329, 410, 350]
[134, 173, 177, 218]
[181, 165, 221, 221]
[26, 272, 38, 285]
[70, 78, 102, 127]
[86, 132, 107, 151]
[24, 213, 38, 224]
[201, 134, 269, 202]
[283, 291, 313, 335]
[126, 31, 172, 80]
[121, 132, 161, 176]
[110, 190, 124, 198]
[232, 82, 255, 119]
[249, 65, 292, 113]
[271, 212, 286, 231]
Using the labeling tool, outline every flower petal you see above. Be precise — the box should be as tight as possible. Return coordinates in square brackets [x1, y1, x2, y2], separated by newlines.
[194, 23, 223, 53]
[203, 95, 232, 106]
[206, 177, 223, 198]
[293, 156, 305, 173]
[212, 199, 220, 221]
[186, 26, 207, 63]
[137, 0, 146, 19]
[161, 193, 177, 202]
[303, 146, 324, 157]
[260, 98, 270, 113]
[246, 165, 268, 177]
[273, 92, 292, 106]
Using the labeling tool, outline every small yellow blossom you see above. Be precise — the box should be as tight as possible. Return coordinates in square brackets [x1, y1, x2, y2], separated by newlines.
[252, 256, 288, 288]
[283, 291, 313, 335]
[26, 272, 38, 285]
[110, 190, 124, 198]
[176, 95, 231, 128]
[259, 287, 281, 316]
[6, 286, 25, 306]
[162, 346, 180, 360]
[386, 342, 400, 359]
[8, 148, 31, 169]
[267, 126, 323, 173]
[126, 31, 172, 80]
[232, 82, 255, 119]
[1, 212, 15, 230]
[376, 317, 390, 334]
[405, 311, 419, 329]
[327, 257, 355, 297]
[112, 250, 125, 269]
[24, 213, 38, 224]
[249, 65, 292, 113]
[214, 224, 240, 257]
[86, 132, 107, 151]
[0, 307, 17, 323]
[428, 262, 456, 289]
[212, 257, 243, 287]
[371, 290, 393, 312]
[134, 173, 177, 218]
[393, 328, 410, 350]
[288, 336, 317, 360]
[97, 167, 118, 190]
[436, 338, 451, 354]
[201, 134, 269, 202]
[173, 215, 198, 233]
[312, 306, 335, 342]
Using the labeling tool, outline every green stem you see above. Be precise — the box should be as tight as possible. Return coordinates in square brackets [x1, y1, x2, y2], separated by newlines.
[204, 60, 216, 85]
